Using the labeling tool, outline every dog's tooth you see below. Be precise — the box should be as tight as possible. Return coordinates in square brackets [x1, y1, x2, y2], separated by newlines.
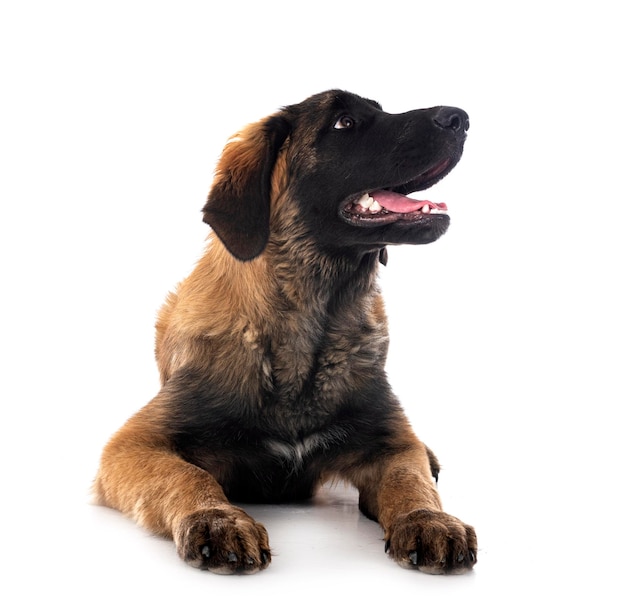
[356, 193, 371, 207]
[422, 204, 430, 214]
[358, 199, 376, 212]
[369, 201, 382, 213]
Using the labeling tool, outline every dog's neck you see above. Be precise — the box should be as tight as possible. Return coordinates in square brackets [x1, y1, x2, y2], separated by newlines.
[265, 238, 381, 317]
[193, 236, 381, 325]
[247, 242, 388, 418]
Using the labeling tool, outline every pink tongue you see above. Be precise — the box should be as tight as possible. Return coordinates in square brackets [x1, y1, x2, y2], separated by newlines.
[370, 190, 448, 213]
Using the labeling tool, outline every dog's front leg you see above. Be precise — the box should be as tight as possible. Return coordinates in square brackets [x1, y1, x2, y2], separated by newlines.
[352, 441, 477, 574]
[94, 401, 271, 574]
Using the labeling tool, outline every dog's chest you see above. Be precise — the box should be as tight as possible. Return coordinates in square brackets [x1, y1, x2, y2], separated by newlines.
[245, 307, 390, 415]
[263, 427, 345, 466]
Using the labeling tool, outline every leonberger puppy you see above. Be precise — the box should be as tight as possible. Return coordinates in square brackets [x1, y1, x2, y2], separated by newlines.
[94, 90, 477, 575]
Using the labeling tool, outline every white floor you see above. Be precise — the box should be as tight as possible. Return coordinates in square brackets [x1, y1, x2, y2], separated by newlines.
[5, 462, 622, 611]
[2, 2, 625, 611]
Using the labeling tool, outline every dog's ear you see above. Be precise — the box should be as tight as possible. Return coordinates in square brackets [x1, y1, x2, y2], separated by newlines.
[202, 114, 291, 261]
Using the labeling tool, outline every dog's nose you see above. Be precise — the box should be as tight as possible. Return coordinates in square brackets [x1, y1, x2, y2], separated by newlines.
[433, 107, 470, 133]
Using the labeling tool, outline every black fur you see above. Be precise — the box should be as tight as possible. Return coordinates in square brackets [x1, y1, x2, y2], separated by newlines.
[95, 90, 476, 575]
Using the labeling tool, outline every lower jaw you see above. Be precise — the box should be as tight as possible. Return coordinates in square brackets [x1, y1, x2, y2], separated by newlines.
[340, 211, 449, 228]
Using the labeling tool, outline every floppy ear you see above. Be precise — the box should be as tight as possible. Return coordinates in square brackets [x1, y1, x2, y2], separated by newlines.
[202, 114, 291, 261]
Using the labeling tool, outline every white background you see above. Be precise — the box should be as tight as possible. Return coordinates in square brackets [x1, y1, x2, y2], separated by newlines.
[1, 1, 624, 610]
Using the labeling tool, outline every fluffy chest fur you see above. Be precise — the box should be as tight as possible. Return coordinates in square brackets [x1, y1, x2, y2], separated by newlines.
[157, 242, 389, 414]
[245, 297, 389, 411]
[155, 243, 392, 479]
[156, 256, 395, 502]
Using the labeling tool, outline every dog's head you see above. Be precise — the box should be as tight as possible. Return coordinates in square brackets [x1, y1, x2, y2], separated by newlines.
[203, 90, 469, 261]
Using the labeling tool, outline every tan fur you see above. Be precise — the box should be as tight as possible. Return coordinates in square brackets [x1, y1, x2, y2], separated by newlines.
[94, 93, 476, 574]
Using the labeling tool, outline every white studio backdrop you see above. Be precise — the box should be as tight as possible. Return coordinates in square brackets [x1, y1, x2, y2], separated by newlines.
[1, 1, 624, 610]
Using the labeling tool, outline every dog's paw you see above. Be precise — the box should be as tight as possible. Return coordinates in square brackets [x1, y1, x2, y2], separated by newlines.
[385, 509, 477, 574]
[174, 506, 271, 574]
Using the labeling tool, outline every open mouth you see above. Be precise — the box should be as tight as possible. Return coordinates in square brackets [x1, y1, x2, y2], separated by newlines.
[341, 158, 452, 227]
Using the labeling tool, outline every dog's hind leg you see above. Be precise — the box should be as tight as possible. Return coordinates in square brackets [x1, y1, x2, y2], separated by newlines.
[93, 398, 271, 574]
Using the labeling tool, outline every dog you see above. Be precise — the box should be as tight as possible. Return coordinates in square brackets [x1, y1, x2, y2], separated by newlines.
[94, 90, 476, 575]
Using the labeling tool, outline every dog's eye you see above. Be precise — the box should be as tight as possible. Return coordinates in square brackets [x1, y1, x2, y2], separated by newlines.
[333, 115, 355, 130]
